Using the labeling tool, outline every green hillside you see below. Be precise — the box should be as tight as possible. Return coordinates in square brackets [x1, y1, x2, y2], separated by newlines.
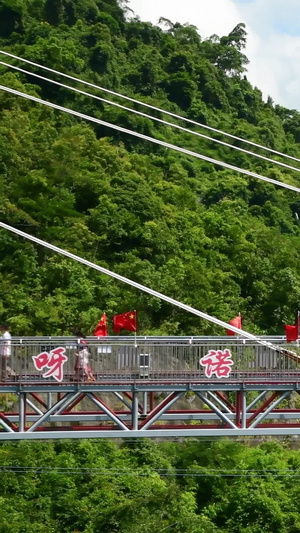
[1, 0, 300, 335]
[0, 438, 299, 533]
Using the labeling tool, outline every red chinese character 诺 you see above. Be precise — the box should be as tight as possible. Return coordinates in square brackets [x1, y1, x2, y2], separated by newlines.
[32, 347, 68, 382]
[199, 349, 233, 378]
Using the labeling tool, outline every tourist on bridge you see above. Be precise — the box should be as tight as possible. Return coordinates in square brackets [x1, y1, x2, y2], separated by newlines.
[74, 331, 95, 382]
[0, 324, 11, 380]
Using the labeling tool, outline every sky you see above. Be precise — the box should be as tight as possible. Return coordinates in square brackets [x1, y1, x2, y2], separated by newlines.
[127, 0, 300, 111]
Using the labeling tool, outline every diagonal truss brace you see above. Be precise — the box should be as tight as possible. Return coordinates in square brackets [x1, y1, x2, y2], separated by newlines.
[27, 392, 79, 432]
[206, 391, 234, 414]
[246, 391, 268, 412]
[25, 398, 43, 416]
[248, 391, 291, 428]
[140, 392, 185, 430]
[85, 393, 129, 431]
[195, 392, 238, 429]
[113, 392, 133, 411]
[0, 412, 16, 433]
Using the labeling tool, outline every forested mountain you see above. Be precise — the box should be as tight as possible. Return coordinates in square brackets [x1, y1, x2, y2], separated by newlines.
[1, 0, 300, 335]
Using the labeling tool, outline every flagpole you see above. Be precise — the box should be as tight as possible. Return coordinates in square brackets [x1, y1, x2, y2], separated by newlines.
[134, 309, 137, 348]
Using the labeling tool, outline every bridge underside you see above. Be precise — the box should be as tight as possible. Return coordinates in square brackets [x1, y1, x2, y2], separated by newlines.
[1, 380, 300, 439]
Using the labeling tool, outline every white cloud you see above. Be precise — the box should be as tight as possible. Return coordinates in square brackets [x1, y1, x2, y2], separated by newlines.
[246, 31, 300, 108]
[128, 0, 241, 39]
[236, 0, 300, 109]
[127, 0, 300, 111]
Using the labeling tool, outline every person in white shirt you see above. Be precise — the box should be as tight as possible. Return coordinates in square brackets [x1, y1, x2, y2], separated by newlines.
[0, 324, 11, 380]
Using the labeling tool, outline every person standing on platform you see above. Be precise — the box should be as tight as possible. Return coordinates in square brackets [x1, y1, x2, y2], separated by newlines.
[0, 324, 11, 380]
[74, 331, 95, 381]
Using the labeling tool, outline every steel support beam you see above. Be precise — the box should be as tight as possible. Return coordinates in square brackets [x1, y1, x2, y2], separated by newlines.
[19, 393, 26, 432]
[29, 392, 48, 409]
[236, 391, 242, 428]
[6, 409, 300, 423]
[206, 391, 233, 414]
[249, 391, 291, 428]
[195, 392, 238, 429]
[132, 391, 139, 431]
[61, 392, 85, 413]
[113, 392, 132, 411]
[47, 393, 52, 409]
[141, 392, 185, 430]
[150, 392, 155, 411]
[0, 365, 298, 438]
[246, 391, 268, 412]
[25, 398, 43, 416]
[143, 392, 148, 416]
[55, 392, 83, 415]
[5, 427, 300, 440]
[2, 383, 300, 394]
[123, 392, 143, 412]
[85, 393, 129, 431]
[241, 391, 247, 429]
[0, 412, 16, 432]
[215, 391, 236, 411]
[247, 392, 279, 426]
[27, 393, 76, 432]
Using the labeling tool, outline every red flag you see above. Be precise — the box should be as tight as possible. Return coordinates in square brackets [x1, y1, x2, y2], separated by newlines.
[93, 313, 108, 336]
[113, 311, 137, 333]
[226, 315, 242, 336]
[285, 316, 299, 342]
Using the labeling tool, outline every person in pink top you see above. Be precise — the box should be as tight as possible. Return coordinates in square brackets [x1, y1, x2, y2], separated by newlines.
[74, 331, 95, 381]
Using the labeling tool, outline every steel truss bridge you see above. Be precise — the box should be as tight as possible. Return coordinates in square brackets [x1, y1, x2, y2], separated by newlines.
[1, 335, 300, 440]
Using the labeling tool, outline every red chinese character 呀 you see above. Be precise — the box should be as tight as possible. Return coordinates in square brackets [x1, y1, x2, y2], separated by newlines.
[32, 347, 68, 382]
[200, 349, 233, 378]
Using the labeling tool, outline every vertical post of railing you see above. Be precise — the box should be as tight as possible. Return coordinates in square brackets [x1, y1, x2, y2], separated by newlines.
[23, 342, 26, 383]
[19, 392, 26, 432]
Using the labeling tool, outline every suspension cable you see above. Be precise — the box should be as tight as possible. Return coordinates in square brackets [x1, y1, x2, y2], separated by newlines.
[0, 221, 267, 339]
[1, 59, 300, 175]
[1, 49, 300, 164]
[1, 83, 300, 194]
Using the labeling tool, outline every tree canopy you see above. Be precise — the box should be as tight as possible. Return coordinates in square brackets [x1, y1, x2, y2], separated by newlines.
[0, 438, 299, 532]
[1, 0, 300, 335]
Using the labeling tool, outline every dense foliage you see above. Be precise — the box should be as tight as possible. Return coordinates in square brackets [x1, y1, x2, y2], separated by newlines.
[0, 438, 299, 532]
[1, 0, 300, 335]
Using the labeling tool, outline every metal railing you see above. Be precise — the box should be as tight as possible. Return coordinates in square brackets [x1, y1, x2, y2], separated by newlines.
[0, 336, 299, 384]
